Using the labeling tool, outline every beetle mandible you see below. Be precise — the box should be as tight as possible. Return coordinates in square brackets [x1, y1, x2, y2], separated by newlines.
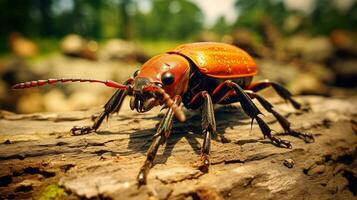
[13, 42, 314, 186]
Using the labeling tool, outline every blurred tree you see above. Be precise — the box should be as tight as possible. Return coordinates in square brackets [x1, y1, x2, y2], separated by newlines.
[87, 0, 102, 39]
[49, 0, 103, 39]
[211, 16, 232, 36]
[0, 0, 33, 50]
[234, 0, 357, 37]
[118, 0, 132, 39]
[35, 0, 54, 37]
[233, 0, 288, 32]
[133, 0, 203, 40]
[309, 0, 357, 35]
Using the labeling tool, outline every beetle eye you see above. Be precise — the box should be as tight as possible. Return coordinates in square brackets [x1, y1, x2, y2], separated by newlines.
[161, 72, 175, 86]
[133, 70, 140, 78]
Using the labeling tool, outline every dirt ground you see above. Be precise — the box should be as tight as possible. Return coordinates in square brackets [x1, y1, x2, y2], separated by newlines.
[0, 95, 356, 200]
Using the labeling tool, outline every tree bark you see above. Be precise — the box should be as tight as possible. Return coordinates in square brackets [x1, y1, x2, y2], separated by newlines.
[0, 95, 356, 200]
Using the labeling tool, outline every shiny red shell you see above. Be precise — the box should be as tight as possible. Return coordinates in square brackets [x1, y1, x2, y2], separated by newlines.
[168, 42, 257, 79]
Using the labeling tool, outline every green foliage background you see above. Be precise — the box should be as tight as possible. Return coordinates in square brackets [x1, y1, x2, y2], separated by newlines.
[0, 0, 356, 52]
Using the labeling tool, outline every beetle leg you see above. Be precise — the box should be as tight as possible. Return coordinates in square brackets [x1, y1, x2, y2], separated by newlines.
[246, 80, 304, 110]
[200, 92, 215, 172]
[70, 79, 132, 135]
[188, 91, 216, 172]
[228, 81, 292, 148]
[247, 91, 314, 143]
[137, 96, 181, 187]
[209, 80, 291, 148]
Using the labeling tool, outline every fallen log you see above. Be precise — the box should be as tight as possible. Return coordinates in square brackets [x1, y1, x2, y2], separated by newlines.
[0, 95, 356, 200]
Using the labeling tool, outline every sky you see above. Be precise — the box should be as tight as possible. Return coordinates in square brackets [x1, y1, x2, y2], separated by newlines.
[56, 0, 356, 27]
[191, 0, 238, 26]
[136, 0, 238, 27]
[193, 0, 356, 26]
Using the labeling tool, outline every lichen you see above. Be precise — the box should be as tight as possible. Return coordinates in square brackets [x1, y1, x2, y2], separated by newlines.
[38, 184, 66, 200]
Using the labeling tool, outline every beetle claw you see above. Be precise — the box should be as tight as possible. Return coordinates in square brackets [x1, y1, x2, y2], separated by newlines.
[137, 169, 147, 188]
[271, 136, 292, 148]
[70, 126, 94, 135]
[288, 130, 314, 143]
[199, 154, 210, 173]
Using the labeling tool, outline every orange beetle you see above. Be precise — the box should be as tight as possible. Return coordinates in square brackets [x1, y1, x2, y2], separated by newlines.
[13, 42, 313, 186]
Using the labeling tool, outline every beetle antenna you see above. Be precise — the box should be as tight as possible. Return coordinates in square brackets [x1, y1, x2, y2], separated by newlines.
[12, 78, 128, 90]
[156, 87, 186, 122]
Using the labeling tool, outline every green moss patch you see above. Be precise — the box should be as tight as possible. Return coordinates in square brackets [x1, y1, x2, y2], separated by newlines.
[38, 184, 66, 200]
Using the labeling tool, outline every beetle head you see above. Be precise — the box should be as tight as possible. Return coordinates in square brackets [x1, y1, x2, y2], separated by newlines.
[130, 54, 190, 116]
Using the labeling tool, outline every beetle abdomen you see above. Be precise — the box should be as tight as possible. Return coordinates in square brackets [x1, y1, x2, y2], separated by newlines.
[168, 42, 257, 79]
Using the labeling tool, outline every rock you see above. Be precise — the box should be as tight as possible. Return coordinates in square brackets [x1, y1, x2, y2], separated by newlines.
[306, 164, 326, 176]
[283, 14, 303, 33]
[9, 32, 38, 58]
[60, 34, 85, 56]
[98, 39, 148, 63]
[43, 89, 70, 112]
[330, 30, 357, 55]
[60, 34, 98, 60]
[283, 159, 295, 168]
[332, 59, 357, 87]
[16, 92, 44, 113]
[302, 37, 334, 62]
[288, 73, 330, 95]
[286, 35, 309, 56]
[68, 91, 104, 111]
[303, 63, 335, 84]
[285, 36, 334, 63]
[0, 80, 7, 101]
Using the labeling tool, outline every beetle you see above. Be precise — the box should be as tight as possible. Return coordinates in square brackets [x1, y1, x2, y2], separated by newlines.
[13, 42, 313, 186]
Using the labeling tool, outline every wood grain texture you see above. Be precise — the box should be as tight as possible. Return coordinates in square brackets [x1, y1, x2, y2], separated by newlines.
[0, 96, 356, 200]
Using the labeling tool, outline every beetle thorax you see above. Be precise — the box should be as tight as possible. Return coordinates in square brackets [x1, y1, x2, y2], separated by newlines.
[129, 53, 191, 113]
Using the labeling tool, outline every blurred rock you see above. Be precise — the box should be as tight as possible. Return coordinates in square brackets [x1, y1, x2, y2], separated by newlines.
[304, 63, 335, 84]
[289, 73, 330, 95]
[7, 54, 138, 113]
[17, 92, 43, 113]
[81, 40, 99, 61]
[68, 91, 106, 111]
[9, 32, 38, 58]
[256, 59, 302, 84]
[283, 159, 295, 168]
[285, 35, 309, 57]
[330, 30, 357, 57]
[257, 59, 330, 95]
[283, 14, 303, 33]
[0, 80, 7, 101]
[332, 59, 357, 87]
[60, 34, 98, 61]
[98, 39, 148, 63]
[43, 89, 71, 112]
[303, 37, 334, 62]
[286, 36, 334, 63]
[0, 59, 39, 112]
[60, 34, 84, 55]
